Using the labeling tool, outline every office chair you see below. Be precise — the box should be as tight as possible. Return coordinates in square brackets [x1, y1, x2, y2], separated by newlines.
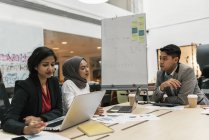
[196, 45, 209, 98]
[101, 90, 112, 107]
[0, 82, 10, 123]
[202, 65, 209, 79]
[5, 87, 14, 98]
[198, 65, 209, 96]
[198, 65, 209, 99]
[196, 44, 209, 71]
[196, 44, 209, 88]
[116, 90, 128, 103]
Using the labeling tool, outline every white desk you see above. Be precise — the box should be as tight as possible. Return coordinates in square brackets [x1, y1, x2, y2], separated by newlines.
[1, 104, 209, 140]
[58, 104, 209, 140]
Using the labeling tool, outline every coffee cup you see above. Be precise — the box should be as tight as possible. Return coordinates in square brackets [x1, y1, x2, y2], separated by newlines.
[187, 94, 198, 108]
[128, 94, 137, 108]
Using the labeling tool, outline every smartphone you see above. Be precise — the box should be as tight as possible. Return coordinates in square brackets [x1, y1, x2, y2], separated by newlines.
[12, 136, 28, 140]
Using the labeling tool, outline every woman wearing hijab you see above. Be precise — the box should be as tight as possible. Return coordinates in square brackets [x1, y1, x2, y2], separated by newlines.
[62, 56, 103, 115]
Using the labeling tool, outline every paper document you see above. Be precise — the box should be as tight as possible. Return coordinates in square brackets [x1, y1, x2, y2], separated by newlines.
[201, 109, 209, 115]
[25, 131, 69, 140]
[92, 113, 159, 124]
[145, 104, 184, 110]
[3, 131, 69, 140]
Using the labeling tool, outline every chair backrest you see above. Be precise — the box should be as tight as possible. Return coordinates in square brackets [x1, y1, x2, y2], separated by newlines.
[196, 44, 209, 71]
[89, 83, 101, 92]
[199, 65, 209, 89]
[101, 90, 111, 107]
[198, 65, 209, 102]
[202, 65, 209, 78]
[5, 87, 14, 98]
[0, 82, 10, 121]
[117, 90, 128, 103]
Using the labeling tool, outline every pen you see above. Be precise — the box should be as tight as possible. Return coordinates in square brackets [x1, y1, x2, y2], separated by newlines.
[107, 114, 119, 117]
[129, 116, 136, 118]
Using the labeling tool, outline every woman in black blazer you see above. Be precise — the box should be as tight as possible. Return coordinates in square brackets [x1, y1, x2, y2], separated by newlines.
[2, 47, 62, 135]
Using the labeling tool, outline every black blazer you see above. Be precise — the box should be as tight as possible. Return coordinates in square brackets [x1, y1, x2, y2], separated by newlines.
[2, 76, 63, 135]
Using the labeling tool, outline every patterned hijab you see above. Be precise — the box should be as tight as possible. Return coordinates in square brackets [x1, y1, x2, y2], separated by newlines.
[62, 56, 87, 89]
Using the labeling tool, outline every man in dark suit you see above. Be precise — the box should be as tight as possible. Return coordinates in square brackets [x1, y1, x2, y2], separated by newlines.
[153, 44, 209, 105]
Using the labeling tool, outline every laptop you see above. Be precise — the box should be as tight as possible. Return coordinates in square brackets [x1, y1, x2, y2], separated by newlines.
[152, 102, 179, 107]
[106, 105, 133, 113]
[44, 90, 105, 131]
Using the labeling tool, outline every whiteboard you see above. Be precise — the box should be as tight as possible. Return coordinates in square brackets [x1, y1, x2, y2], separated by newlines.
[0, 20, 43, 87]
[102, 14, 148, 89]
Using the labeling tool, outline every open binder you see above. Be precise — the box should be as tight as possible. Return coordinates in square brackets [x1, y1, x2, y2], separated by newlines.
[78, 121, 114, 136]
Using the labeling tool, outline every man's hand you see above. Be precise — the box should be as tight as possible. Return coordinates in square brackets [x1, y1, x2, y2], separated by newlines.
[160, 78, 181, 91]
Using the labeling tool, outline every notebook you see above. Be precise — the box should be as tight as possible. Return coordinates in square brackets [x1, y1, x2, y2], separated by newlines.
[106, 105, 133, 113]
[78, 121, 114, 136]
[44, 90, 105, 131]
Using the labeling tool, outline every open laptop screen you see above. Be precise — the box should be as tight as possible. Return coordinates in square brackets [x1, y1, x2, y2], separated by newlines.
[44, 90, 105, 131]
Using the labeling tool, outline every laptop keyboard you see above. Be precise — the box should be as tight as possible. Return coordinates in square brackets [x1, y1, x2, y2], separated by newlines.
[47, 120, 63, 127]
[107, 106, 132, 113]
[118, 106, 132, 113]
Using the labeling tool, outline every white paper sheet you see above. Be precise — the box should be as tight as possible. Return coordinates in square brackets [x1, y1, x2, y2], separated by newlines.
[25, 131, 69, 140]
[92, 113, 159, 124]
[145, 105, 184, 110]
[201, 109, 209, 115]
[1, 130, 69, 140]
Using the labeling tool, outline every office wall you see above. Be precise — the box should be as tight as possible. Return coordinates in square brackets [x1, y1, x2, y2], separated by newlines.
[45, 0, 133, 20]
[0, 1, 132, 39]
[143, 0, 209, 83]
[0, 3, 100, 39]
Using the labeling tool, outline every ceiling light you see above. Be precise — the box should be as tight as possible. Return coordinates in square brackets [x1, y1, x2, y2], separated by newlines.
[97, 46, 101, 49]
[61, 41, 68, 45]
[70, 51, 74, 54]
[52, 47, 59, 50]
[78, 0, 109, 4]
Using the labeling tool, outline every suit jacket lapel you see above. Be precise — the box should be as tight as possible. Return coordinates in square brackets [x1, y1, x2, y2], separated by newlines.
[162, 65, 180, 96]
[171, 64, 181, 96]
[161, 71, 166, 82]
[161, 72, 173, 96]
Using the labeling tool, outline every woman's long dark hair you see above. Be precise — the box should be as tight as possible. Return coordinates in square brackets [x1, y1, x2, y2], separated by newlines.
[27, 47, 57, 77]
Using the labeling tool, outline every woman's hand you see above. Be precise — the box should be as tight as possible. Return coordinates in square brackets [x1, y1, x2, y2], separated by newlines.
[95, 106, 104, 115]
[23, 121, 46, 135]
[24, 116, 43, 125]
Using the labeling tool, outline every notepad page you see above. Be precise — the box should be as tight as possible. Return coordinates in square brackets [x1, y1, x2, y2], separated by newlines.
[78, 121, 114, 136]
